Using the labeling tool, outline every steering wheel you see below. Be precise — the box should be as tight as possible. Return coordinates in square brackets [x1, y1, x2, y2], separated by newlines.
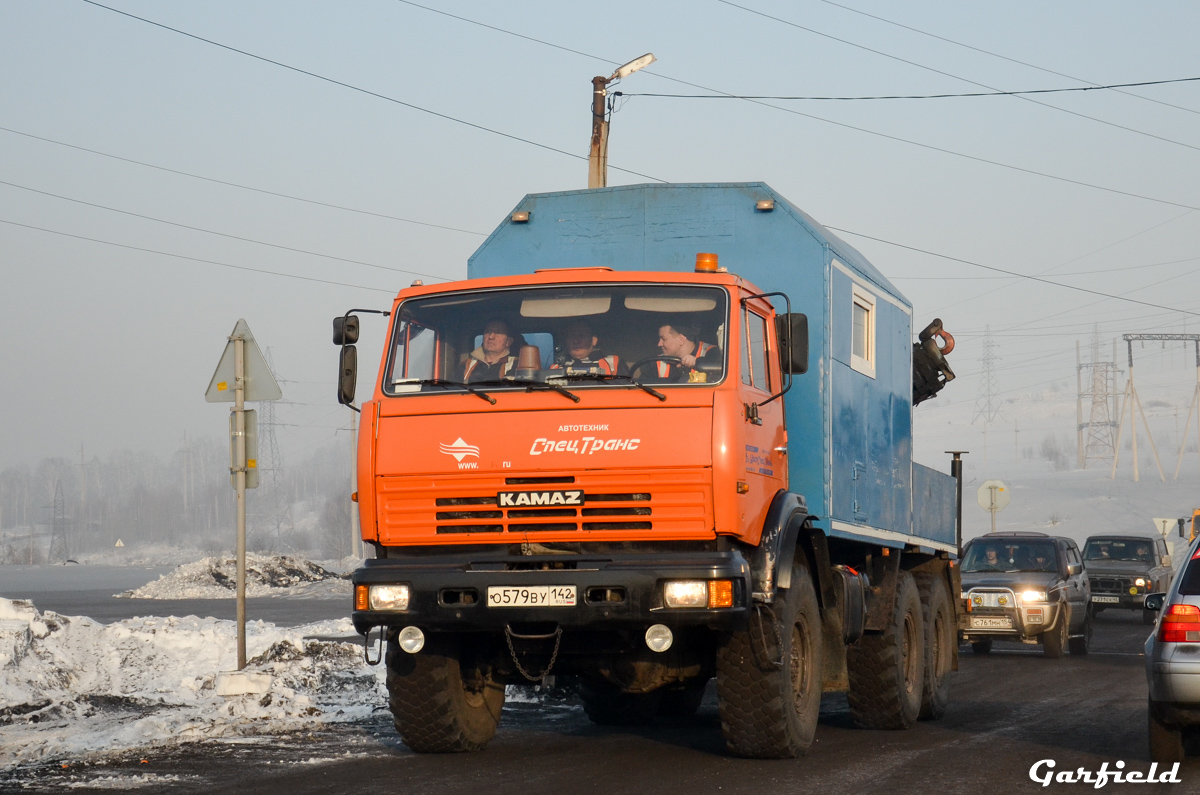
[628, 356, 681, 380]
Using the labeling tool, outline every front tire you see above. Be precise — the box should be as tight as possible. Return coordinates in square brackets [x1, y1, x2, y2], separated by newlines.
[716, 561, 822, 758]
[847, 570, 925, 730]
[1069, 609, 1092, 656]
[1042, 610, 1069, 659]
[385, 634, 505, 753]
[1143, 608, 1158, 625]
[1149, 701, 1186, 763]
[915, 572, 954, 720]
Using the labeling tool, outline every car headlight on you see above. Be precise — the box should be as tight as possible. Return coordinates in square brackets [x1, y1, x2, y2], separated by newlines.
[1135, 578, 1147, 587]
[663, 580, 709, 608]
[1020, 590, 1048, 603]
[369, 584, 411, 611]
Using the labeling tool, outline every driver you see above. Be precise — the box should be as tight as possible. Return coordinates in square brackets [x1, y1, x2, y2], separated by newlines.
[655, 321, 721, 382]
[462, 319, 518, 383]
[979, 546, 1005, 571]
[551, 320, 622, 375]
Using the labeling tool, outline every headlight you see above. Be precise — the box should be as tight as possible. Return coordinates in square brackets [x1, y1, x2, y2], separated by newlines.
[663, 580, 708, 608]
[369, 584, 411, 611]
[1020, 590, 1048, 603]
[1135, 578, 1147, 587]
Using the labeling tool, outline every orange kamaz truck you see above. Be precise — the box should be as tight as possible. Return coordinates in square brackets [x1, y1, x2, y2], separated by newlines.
[338, 183, 961, 758]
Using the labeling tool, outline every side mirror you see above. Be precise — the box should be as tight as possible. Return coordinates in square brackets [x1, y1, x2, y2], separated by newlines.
[337, 345, 358, 405]
[1162, 555, 1172, 568]
[1067, 562, 1082, 576]
[333, 315, 360, 346]
[775, 313, 808, 375]
[1144, 592, 1166, 612]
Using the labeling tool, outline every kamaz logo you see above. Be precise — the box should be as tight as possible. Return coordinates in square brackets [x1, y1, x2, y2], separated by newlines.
[498, 490, 584, 507]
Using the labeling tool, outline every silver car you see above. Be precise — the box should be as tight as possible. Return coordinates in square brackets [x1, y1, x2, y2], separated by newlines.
[1144, 534, 1200, 763]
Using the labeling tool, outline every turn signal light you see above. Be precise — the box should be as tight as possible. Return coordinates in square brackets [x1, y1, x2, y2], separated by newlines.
[1158, 603, 1200, 643]
[708, 580, 734, 608]
[354, 584, 369, 611]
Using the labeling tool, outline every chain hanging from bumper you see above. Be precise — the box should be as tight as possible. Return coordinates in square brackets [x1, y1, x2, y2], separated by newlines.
[504, 625, 562, 682]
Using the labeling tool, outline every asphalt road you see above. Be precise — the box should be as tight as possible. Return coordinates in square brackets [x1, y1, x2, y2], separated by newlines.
[5, 609, 1192, 794]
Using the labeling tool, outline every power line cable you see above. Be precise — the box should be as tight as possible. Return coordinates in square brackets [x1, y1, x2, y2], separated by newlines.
[826, 225, 1200, 317]
[0, 178, 451, 282]
[0, 125, 488, 237]
[0, 217, 393, 293]
[615, 76, 1200, 101]
[390, 0, 1200, 213]
[716, 0, 1200, 154]
[78, 0, 667, 184]
[813, 0, 1200, 117]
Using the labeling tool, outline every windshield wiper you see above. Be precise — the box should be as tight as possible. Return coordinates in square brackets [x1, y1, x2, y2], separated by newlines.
[557, 372, 666, 402]
[403, 379, 496, 405]
[475, 378, 580, 403]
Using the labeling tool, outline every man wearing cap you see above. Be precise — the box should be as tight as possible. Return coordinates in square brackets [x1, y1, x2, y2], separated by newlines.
[463, 319, 519, 382]
[655, 321, 721, 382]
[551, 319, 622, 376]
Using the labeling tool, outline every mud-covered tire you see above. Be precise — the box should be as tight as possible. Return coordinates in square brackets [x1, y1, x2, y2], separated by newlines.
[385, 634, 505, 753]
[1149, 701, 1186, 763]
[716, 561, 822, 758]
[915, 572, 954, 720]
[971, 639, 993, 655]
[1069, 609, 1092, 656]
[1042, 609, 1069, 659]
[847, 570, 924, 730]
[579, 681, 661, 726]
[658, 679, 708, 717]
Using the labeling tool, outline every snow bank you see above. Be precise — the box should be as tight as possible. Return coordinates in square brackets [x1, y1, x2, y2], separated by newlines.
[118, 554, 350, 599]
[0, 598, 385, 770]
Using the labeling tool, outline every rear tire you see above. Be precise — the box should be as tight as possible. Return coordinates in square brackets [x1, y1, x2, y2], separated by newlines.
[385, 634, 505, 753]
[915, 572, 954, 720]
[1042, 610, 1068, 659]
[1149, 701, 1186, 764]
[579, 681, 661, 726]
[847, 570, 925, 730]
[971, 639, 993, 655]
[716, 561, 822, 758]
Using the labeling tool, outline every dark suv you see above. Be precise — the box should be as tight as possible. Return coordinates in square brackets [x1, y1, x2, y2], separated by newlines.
[1083, 535, 1173, 623]
[958, 531, 1092, 658]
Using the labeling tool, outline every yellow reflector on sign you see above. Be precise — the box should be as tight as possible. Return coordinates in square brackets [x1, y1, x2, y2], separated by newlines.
[217, 382, 228, 391]
[247, 459, 257, 469]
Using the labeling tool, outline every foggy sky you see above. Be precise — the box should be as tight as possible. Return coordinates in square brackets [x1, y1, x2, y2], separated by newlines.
[3, 0, 1199, 473]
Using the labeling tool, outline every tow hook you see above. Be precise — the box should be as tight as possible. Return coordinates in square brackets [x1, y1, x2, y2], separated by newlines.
[362, 626, 384, 665]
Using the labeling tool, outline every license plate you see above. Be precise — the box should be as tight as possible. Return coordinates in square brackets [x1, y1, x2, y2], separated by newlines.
[1092, 595, 1120, 604]
[487, 585, 577, 607]
[971, 617, 1012, 629]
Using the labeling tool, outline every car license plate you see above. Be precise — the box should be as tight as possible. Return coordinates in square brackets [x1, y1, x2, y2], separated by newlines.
[971, 616, 1012, 629]
[487, 585, 577, 607]
[1092, 595, 1120, 604]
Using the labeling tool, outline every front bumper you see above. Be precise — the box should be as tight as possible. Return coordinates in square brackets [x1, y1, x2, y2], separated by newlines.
[958, 588, 1063, 641]
[351, 549, 752, 635]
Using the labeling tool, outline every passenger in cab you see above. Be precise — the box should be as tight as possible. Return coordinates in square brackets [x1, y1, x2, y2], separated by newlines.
[463, 319, 518, 383]
[551, 320, 622, 375]
[656, 321, 721, 382]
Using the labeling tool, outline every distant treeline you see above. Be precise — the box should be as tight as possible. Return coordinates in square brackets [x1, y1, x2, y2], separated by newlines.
[0, 435, 356, 563]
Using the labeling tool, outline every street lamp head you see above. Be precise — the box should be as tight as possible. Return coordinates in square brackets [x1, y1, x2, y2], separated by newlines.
[610, 53, 655, 82]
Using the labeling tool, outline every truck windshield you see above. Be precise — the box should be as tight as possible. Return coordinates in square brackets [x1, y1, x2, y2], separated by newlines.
[961, 540, 1059, 573]
[383, 284, 729, 396]
[1083, 538, 1156, 562]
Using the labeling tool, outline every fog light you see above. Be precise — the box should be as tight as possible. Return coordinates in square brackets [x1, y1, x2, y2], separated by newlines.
[664, 581, 707, 608]
[369, 584, 411, 611]
[645, 624, 673, 652]
[398, 626, 425, 654]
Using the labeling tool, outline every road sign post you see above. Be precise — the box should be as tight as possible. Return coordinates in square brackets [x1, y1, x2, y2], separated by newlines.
[206, 319, 281, 670]
[977, 479, 1010, 534]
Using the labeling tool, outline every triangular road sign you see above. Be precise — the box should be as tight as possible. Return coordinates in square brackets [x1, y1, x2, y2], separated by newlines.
[205, 319, 283, 402]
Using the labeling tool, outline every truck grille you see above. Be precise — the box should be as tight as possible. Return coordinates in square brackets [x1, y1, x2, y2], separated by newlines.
[377, 470, 711, 541]
[1089, 577, 1128, 594]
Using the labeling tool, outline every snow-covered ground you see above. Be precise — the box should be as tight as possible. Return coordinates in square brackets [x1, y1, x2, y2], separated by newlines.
[0, 597, 385, 772]
[118, 554, 351, 600]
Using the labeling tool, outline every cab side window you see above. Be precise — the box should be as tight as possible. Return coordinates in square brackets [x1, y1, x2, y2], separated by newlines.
[741, 309, 771, 391]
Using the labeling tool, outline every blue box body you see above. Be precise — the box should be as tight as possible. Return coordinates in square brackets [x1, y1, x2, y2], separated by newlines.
[467, 183, 956, 550]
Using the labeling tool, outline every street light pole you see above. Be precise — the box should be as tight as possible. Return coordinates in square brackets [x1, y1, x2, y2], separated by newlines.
[586, 53, 655, 189]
